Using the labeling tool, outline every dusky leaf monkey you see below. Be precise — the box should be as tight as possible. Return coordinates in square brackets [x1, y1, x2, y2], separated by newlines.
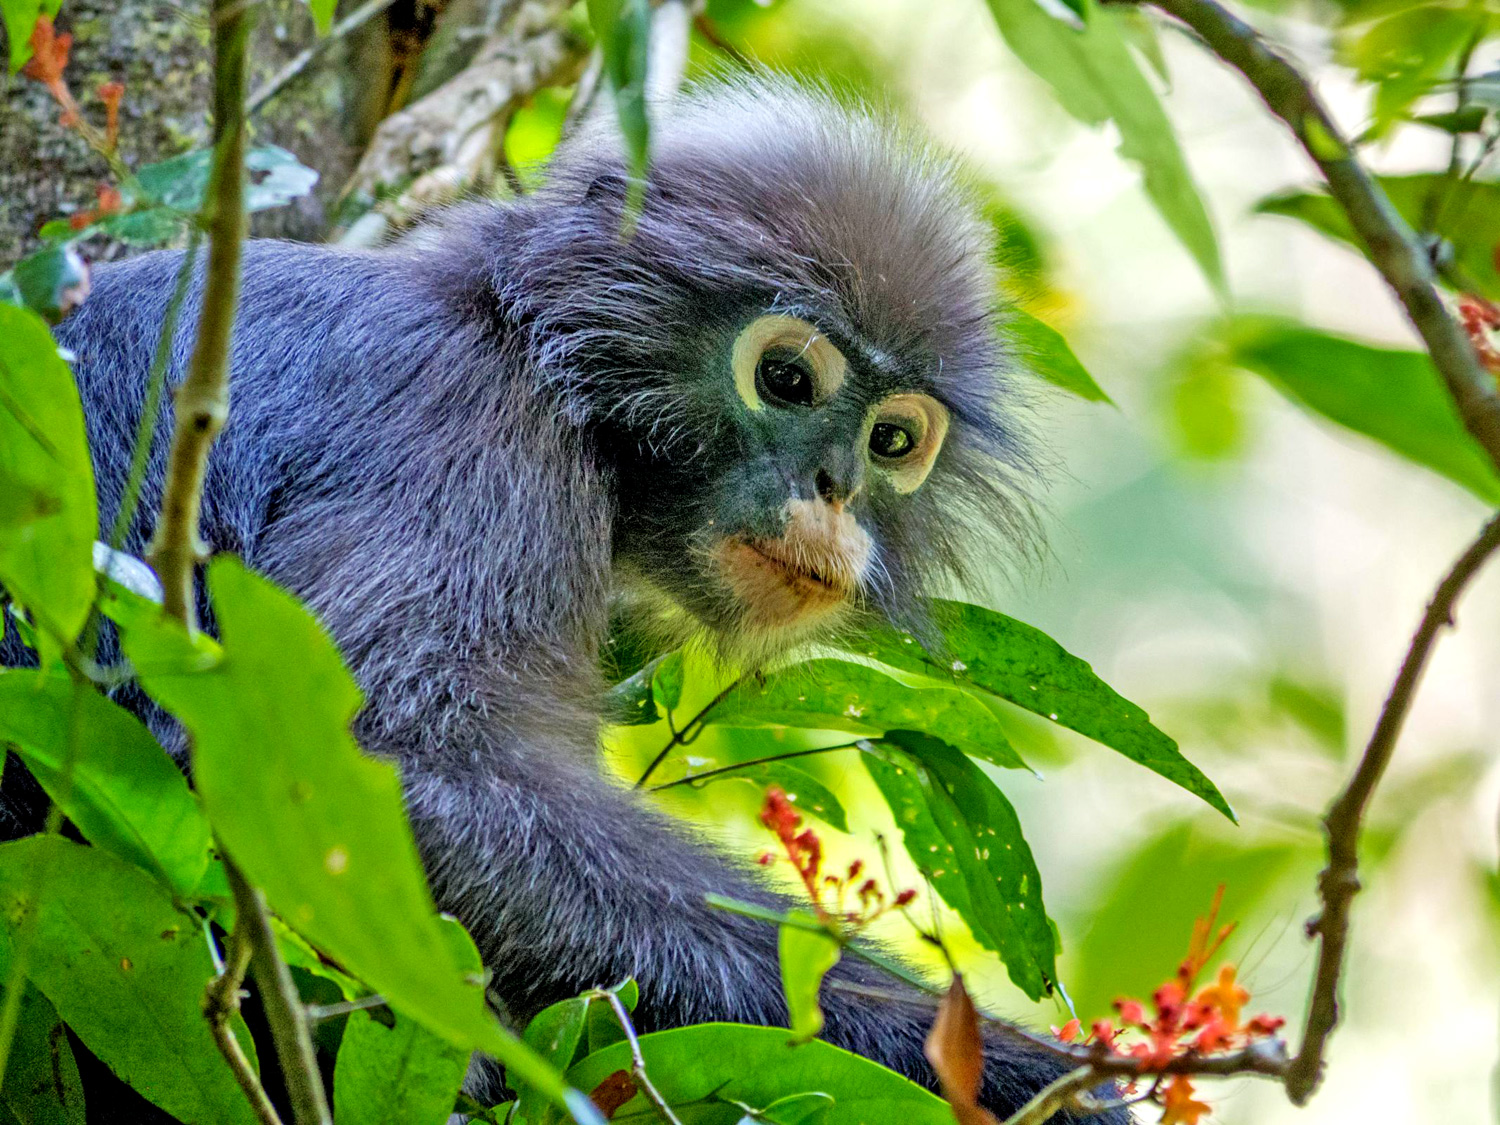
[2, 78, 1123, 1122]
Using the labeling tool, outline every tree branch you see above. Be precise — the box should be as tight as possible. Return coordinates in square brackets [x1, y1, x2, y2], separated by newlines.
[228, 859, 333, 1125]
[145, 0, 250, 628]
[1285, 509, 1500, 1101]
[586, 988, 683, 1125]
[245, 0, 402, 117]
[204, 916, 283, 1125]
[1143, 0, 1500, 472]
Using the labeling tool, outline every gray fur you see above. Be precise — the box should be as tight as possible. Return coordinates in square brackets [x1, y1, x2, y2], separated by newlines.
[2, 77, 1121, 1121]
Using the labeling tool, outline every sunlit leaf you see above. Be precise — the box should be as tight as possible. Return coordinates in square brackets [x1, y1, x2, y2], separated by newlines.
[305, 0, 336, 35]
[689, 760, 849, 833]
[567, 1025, 953, 1124]
[1339, 4, 1483, 136]
[2, 0, 61, 72]
[862, 733, 1054, 999]
[711, 659, 1030, 773]
[9, 246, 89, 324]
[1223, 317, 1500, 504]
[982, 0, 1223, 293]
[779, 913, 841, 1043]
[1007, 307, 1111, 403]
[852, 602, 1231, 819]
[0, 673, 211, 897]
[0, 836, 259, 1125]
[0, 306, 97, 650]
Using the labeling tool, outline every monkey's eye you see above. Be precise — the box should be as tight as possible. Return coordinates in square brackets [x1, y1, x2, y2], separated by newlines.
[868, 421, 915, 459]
[867, 394, 950, 494]
[732, 314, 847, 411]
[756, 348, 817, 407]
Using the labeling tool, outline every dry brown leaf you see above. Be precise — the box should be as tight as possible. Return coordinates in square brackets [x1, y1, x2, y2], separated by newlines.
[589, 1069, 638, 1118]
[924, 974, 1001, 1125]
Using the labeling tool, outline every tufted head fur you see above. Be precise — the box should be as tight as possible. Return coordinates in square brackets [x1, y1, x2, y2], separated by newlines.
[447, 76, 1041, 665]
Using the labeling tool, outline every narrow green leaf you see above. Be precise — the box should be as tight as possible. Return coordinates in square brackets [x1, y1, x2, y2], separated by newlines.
[1, 984, 84, 1125]
[117, 558, 594, 1124]
[567, 1025, 952, 1124]
[585, 0, 653, 219]
[0, 673, 211, 897]
[0, 306, 97, 650]
[1007, 307, 1111, 403]
[778, 913, 841, 1043]
[982, 0, 1222, 292]
[710, 659, 1030, 773]
[1224, 317, 1500, 505]
[305, 0, 336, 35]
[651, 651, 684, 713]
[755, 1093, 835, 1125]
[861, 736, 1053, 999]
[0, 836, 258, 1125]
[852, 601, 1231, 819]
[332, 1010, 469, 1125]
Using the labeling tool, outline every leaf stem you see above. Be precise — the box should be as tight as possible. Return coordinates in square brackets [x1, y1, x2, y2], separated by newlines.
[585, 987, 682, 1125]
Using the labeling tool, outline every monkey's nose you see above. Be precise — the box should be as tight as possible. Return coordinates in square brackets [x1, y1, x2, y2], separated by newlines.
[814, 466, 860, 511]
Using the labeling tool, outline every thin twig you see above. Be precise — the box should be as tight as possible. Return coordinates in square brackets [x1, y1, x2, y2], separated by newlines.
[227, 859, 333, 1125]
[204, 920, 283, 1125]
[634, 675, 746, 788]
[587, 988, 683, 1125]
[647, 741, 862, 792]
[999, 1065, 1098, 1125]
[1285, 509, 1500, 1101]
[245, 0, 402, 116]
[306, 994, 389, 1023]
[1144, 0, 1500, 472]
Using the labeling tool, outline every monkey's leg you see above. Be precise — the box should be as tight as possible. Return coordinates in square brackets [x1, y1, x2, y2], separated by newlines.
[399, 752, 1127, 1122]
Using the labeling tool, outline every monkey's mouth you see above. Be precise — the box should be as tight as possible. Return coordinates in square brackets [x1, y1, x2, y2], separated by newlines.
[714, 536, 854, 628]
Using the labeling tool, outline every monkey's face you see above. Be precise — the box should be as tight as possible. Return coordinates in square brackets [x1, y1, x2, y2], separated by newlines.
[610, 308, 959, 661]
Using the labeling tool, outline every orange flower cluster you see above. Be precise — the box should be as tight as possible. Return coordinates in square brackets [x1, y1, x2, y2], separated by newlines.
[21, 17, 125, 161]
[1052, 889, 1286, 1125]
[758, 787, 915, 928]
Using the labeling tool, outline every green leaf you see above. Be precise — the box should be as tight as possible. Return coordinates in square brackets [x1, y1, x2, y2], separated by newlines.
[603, 653, 667, 726]
[567, 1025, 952, 1124]
[1007, 307, 1111, 403]
[695, 761, 849, 833]
[0, 306, 98, 649]
[117, 558, 594, 1124]
[135, 146, 318, 215]
[778, 913, 840, 1044]
[585, 0, 652, 219]
[852, 601, 1231, 819]
[1, 984, 85, 1125]
[9, 245, 88, 326]
[332, 1010, 469, 1125]
[861, 734, 1054, 999]
[512, 998, 588, 1121]
[97, 209, 189, 247]
[583, 979, 638, 1055]
[1411, 105, 1489, 134]
[710, 659, 1030, 773]
[982, 0, 1223, 293]
[1256, 174, 1500, 303]
[752, 1093, 834, 1125]
[651, 651, 685, 713]
[1223, 317, 1500, 504]
[0, 673, 211, 897]
[1339, 4, 1484, 136]
[0, 836, 259, 1125]
[305, 0, 336, 35]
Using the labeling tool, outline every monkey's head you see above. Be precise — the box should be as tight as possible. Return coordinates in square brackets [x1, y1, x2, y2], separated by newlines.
[505, 78, 1038, 665]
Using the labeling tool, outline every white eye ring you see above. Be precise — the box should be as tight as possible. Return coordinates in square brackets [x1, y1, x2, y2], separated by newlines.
[865, 393, 949, 493]
[731, 314, 848, 411]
